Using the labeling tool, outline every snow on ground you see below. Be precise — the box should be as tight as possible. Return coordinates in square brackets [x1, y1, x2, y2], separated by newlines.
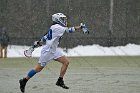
[7, 44, 140, 57]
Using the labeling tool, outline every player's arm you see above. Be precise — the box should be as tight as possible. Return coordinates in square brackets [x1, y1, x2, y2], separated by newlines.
[66, 23, 89, 34]
[32, 32, 48, 49]
[33, 23, 86, 48]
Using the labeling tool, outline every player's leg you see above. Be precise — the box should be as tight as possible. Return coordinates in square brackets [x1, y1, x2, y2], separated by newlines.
[19, 51, 53, 93]
[55, 56, 69, 89]
[25, 63, 44, 80]
[19, 63, 44, 93]
[56, 56, 69, 78]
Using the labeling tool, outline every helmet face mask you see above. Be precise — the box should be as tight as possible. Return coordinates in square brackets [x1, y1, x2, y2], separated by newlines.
[52, 13, 67, 27]
[59, 17, 67, 26]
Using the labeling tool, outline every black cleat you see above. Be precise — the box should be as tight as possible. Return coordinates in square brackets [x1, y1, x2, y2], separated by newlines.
[19, 78, 27, 93]
[56, 79, 69, 89]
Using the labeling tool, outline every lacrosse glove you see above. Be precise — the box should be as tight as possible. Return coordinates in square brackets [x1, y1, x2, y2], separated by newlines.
[80, 23, 89, 34]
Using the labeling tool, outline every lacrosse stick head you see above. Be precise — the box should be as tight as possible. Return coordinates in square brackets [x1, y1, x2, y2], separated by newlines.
[24, 47, 34, 58]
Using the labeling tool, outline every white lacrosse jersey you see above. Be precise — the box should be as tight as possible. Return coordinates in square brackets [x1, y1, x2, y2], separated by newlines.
[42, 24, 66, 53]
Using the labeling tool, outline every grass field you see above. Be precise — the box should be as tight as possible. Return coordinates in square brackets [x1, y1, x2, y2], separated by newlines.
[0, 56, 140, 93]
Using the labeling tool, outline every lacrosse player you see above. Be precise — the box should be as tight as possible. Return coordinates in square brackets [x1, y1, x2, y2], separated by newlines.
[19, 13, 88, 93]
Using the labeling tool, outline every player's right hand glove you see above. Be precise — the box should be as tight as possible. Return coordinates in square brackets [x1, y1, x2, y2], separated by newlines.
[32, 40, 43, 49]
[80, 23, 89, 34]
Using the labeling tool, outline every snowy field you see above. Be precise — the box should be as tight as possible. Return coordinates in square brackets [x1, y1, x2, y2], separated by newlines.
[0, 57, 140, 93]
[0, 44, 140, 93]
[7, 43, 140, 57]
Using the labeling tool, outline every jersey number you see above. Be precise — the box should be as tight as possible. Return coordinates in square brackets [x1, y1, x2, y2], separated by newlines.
[47, 29, 52, 40]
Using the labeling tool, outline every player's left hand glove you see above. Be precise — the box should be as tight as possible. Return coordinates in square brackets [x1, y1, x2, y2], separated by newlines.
[80, 23, 89, 34]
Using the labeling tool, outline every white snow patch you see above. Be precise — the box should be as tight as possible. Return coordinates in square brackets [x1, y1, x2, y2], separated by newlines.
[7, 44, 140, 57]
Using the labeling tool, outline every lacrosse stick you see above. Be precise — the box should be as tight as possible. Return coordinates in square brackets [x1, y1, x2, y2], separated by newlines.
[24, 47, 34, 58]
[24, 31, 48, 58]
[24, 41, 43, 58]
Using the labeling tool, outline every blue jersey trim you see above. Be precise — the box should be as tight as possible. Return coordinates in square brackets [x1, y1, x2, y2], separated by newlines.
[69, 28, 73, 33]
[47, 29, 52, 40]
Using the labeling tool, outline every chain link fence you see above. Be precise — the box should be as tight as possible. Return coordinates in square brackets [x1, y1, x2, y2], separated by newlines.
[0, 0, 140, 48]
